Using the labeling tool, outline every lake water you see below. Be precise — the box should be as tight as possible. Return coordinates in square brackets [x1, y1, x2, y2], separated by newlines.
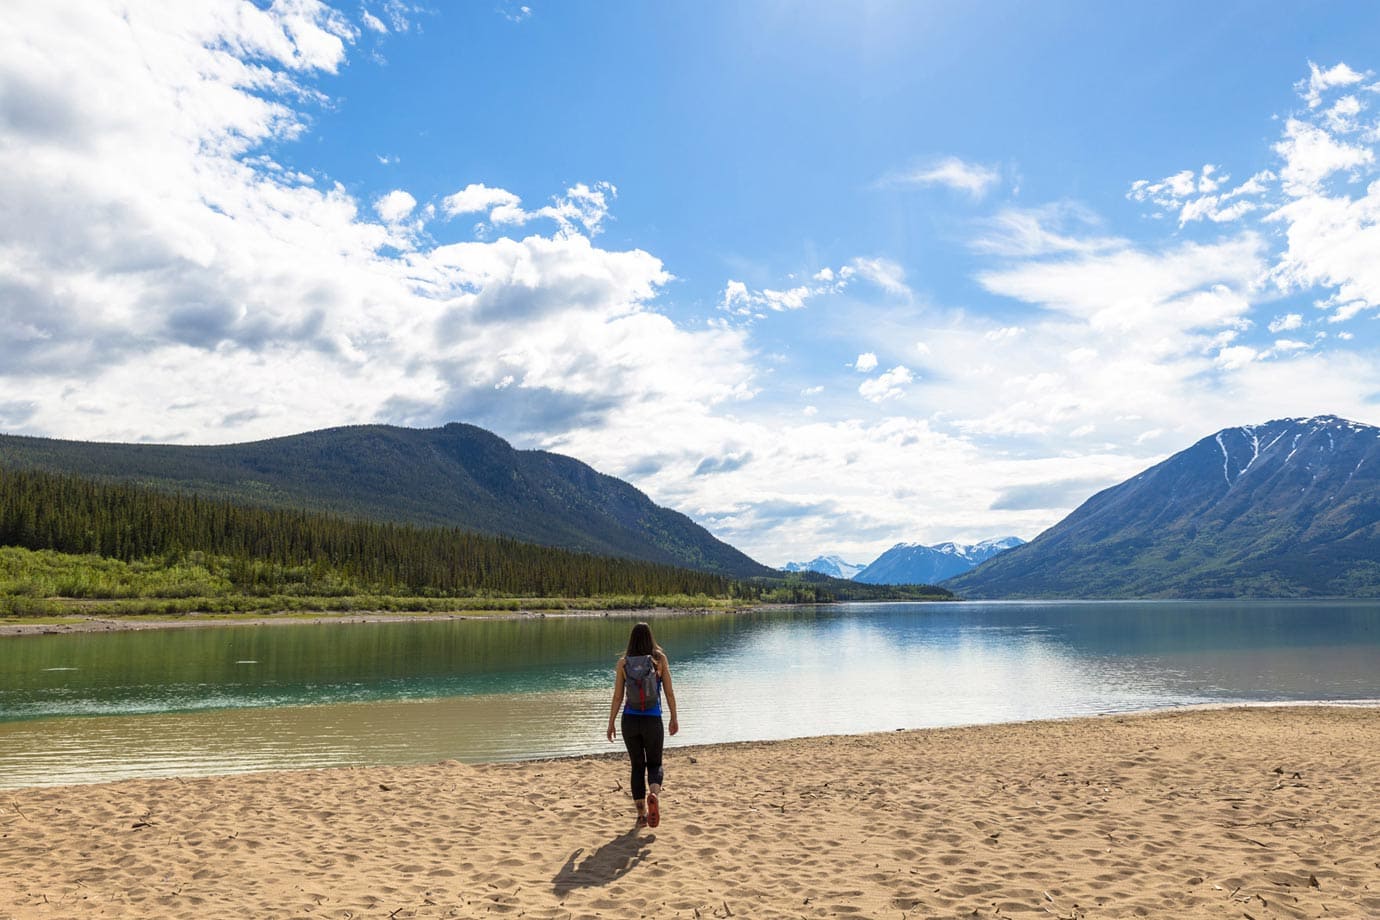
[2, 600, 1378, 789]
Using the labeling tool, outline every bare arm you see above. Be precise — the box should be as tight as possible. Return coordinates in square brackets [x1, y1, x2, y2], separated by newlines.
[606, 658, 625, 742]
[659, 653, 679, 736]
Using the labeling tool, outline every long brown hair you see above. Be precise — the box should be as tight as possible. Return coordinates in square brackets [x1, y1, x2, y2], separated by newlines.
[625, 621, 663, 660]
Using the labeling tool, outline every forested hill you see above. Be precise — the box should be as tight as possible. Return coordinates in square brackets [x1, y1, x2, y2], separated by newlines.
[0, 466, 734, 599]
[0, 423, 771, 578]
[0, 466, 952, 606]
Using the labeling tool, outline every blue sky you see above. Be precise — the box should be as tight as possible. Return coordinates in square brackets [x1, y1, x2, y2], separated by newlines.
[4, 1, 1380, 566]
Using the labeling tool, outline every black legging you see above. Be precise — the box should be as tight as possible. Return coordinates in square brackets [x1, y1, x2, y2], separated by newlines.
[621, 712, 664, 800]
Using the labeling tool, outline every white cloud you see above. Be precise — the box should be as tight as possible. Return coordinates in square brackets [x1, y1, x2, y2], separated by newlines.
[0, 0, 755, 460]
[1215, 345, 1259, 370]
[721, 280, 812, 317]
[1267, 68, 1380, 320]
[853, 352, 878, 372]
[1327, 300, 1371, 323]
[1273, 119, 1374, 194]
[440, 181, 616, 236]
[1325, 94, 1364, 132]
[1299, 61, 1367, 108]
[441, 183, 521, 217]
[847, 257, 912, 299]
[500, 181, 617, 235]
[377, 1, 418, 32]
[361, 10, 388, 33]
[1129, 164, 1273, 225]
[974, 203, 1124, 258]
[374, 188, 416, 224]
[1268, 313, 1303, 332]
[720, 255, 906, 322]
[858, 366, 913, 402]
[886, 156, 1001, 198]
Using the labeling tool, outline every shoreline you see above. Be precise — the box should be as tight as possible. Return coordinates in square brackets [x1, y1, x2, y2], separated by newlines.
[0, 604, 779, 638]
[3, 705, 1377, 918]
[5, 699, 1378, 794]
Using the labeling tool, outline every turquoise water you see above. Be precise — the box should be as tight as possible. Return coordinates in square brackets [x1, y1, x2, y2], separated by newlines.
[1, 601, 1378, 788]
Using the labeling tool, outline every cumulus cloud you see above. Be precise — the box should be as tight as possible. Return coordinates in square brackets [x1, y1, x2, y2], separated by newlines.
[0, 0, 752, 454]
[1273, 119, 1374, 194]
[1268, 62, 1380, 321]
[858, 366, 914, 402]
[441, 183, 521, 217]
[1298, 61, 1367, 108]
[885, 156, 1002, 198]
[1128, 165, 1275, 225]
[721, 280, 812, 317]
[853, 352, 878, 372]
[1215, 345, 1259, 370]
[1268, 313, 1303, 332]
[439, 181, 615, 235]
[374, 189, 416, 223]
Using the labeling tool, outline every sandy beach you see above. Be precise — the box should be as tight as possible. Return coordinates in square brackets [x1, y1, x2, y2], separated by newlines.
[1, 707, 1376, 919]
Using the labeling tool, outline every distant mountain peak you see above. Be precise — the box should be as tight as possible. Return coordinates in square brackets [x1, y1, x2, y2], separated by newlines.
[853, 536, 1025, 585]
[782, 554, 866, 580]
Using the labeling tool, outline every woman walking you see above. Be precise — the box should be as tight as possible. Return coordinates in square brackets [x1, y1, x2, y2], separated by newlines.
[606, 621, 679, 828]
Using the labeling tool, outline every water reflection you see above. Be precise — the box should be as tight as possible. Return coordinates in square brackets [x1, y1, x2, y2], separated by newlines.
[1, 601, 1378, 788]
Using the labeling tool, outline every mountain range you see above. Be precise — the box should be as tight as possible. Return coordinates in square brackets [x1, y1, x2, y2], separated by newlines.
[948, 416, 1380, 598]
[782, 538, 1024, 584]
[5, 414, 1379, 599]
[0, 424, 773, 579]
[854, 537, 1025, 585]
[782, 555, 867, 580]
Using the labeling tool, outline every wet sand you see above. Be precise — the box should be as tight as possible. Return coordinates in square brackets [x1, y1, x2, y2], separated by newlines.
[2, 706, 1377, 918]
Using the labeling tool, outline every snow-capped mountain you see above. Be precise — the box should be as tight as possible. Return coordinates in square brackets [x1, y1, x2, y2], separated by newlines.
[852, 536, 1025, 585]
[782, 554, 867, 580]
[948, 415, 1380, 598]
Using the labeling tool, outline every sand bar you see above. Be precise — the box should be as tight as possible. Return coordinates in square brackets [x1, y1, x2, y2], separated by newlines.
[1, 706, 1377, 919]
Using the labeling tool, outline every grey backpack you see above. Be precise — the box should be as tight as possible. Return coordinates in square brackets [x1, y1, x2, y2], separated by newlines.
[624, 654, 659, 711]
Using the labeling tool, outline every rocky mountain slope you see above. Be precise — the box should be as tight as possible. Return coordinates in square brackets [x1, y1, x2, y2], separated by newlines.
[947, 416, 1380, 598]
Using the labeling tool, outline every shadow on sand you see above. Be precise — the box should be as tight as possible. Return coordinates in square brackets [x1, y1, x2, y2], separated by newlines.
[552, 827, 655, 895]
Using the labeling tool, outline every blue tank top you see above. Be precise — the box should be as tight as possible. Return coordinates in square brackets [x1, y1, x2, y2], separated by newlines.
[623, 656, 662, 717]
